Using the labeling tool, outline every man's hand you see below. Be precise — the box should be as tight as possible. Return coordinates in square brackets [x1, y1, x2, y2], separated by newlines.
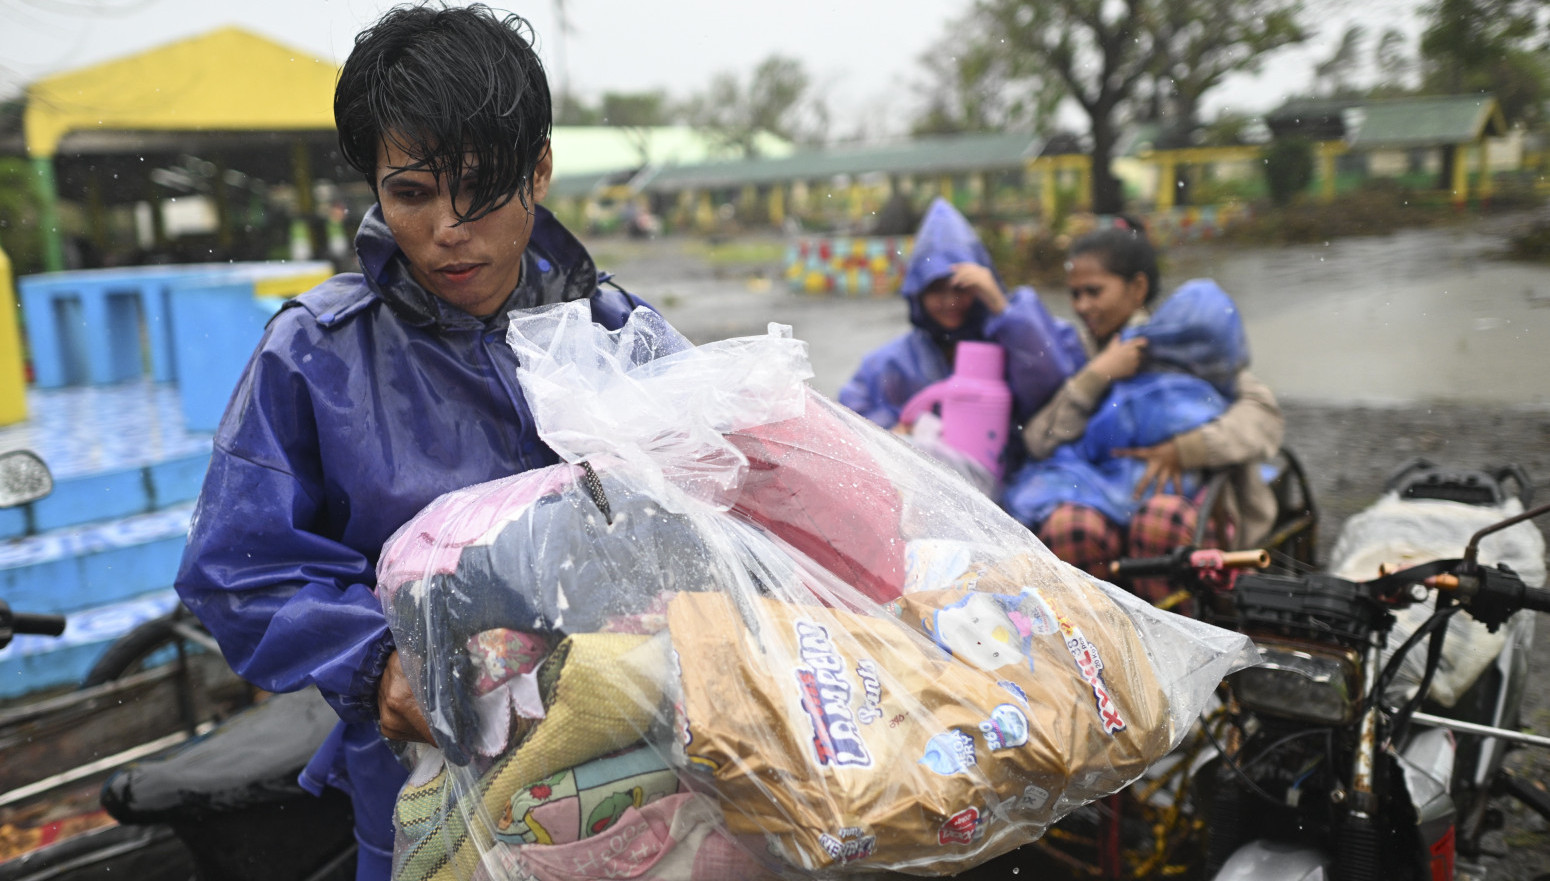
[378, 650, 435, 744]
[1088, 335, 1147, 382]
[1117, 440, 1184, 500]
[948, 263, 1007, 314]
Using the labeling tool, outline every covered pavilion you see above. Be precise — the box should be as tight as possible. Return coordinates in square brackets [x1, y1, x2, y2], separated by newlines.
[18, 27, 349, 271]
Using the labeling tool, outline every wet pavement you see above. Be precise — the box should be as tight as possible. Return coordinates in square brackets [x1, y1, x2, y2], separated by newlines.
[619, 214, 1550, 409]
[1171, 217, 1550, 408]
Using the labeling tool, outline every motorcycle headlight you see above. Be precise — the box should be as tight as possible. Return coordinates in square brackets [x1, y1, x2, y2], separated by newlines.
[1230, 642, 1362, 725]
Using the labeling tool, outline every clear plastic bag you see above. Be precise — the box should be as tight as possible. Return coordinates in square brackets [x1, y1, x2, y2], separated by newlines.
[377, 302, 1256, 879]
[903, 412, 1001, 498]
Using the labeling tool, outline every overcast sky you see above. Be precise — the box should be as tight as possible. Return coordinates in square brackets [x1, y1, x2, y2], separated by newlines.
[1, 0, 1427, 138]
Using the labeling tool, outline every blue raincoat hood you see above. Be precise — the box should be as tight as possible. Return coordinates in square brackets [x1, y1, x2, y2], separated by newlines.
[901, 198, 999, 338]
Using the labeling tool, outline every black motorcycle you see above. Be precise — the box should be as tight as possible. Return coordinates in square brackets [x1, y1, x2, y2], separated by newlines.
[0, 451, 355, 881]
[1112, 463, 1550, 880]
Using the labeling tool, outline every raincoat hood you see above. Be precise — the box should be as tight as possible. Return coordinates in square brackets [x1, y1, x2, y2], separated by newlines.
[355, 201, 600, 330]
[900, 198, 998, 341]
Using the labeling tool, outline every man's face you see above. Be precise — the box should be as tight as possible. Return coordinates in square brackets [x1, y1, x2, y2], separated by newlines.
[375, 137, 553, 317]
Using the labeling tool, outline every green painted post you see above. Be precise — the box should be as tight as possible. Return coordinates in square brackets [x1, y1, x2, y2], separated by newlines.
[31, 157, 64, 272]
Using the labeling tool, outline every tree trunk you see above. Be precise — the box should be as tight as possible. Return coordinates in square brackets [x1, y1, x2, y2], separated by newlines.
[1175, 92, 1202, 138]
[1089, 115, 1124, 215]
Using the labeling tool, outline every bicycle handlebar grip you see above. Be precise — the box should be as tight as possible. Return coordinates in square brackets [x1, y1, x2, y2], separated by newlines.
[1109, 556, 1177, 579]
[11, 612, 66, 637]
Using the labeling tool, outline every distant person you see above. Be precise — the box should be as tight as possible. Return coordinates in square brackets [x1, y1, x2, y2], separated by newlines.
[838, 198, 1080, 478]
[870, 189, 920, 236]
[172, 6, 654, 880]
[1004, 218, 1284, 601]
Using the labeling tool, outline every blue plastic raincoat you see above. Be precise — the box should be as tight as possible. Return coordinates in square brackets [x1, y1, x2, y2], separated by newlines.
[837, 198, 1082, 430]
[174, 204, 648, 877]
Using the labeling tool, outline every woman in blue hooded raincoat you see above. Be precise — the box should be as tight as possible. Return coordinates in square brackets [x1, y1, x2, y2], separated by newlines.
[838, 199, 1081, 465]
[172, 9, 650, 880]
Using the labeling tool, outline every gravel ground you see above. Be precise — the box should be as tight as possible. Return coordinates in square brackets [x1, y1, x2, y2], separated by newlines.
[604, 226, 1550, 880]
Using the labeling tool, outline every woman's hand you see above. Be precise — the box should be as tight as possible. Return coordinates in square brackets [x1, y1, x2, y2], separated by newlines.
[1088, 335, 1147, 382]
[948, 263, 1007, 314]
[378, 650, 435, 744]
[1117, 440, 1184, 499]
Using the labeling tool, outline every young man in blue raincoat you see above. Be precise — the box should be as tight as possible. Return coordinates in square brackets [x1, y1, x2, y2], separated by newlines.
[173, 7, 648, 878]
[837, 198, 1082, 445]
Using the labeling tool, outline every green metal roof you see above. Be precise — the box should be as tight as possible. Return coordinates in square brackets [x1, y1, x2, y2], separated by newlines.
[1346, 95, 1505, 149]
[546, 170, 616, 199]
[628, 130, 1042, 193]
[548, 125, 794, 178]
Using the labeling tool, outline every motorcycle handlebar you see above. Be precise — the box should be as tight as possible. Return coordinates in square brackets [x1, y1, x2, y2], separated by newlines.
[1425, 568, 1550, 627]
[1109, 555, 1176, 579]
[1499, 581, 1550, 615]
[1108, 548, 1270, 580]
[11, 612, 66, 637]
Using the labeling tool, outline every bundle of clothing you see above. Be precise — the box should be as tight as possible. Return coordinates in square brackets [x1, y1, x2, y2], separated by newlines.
[376, 302, 1255, 880]
[1003, 280, 1249, 528]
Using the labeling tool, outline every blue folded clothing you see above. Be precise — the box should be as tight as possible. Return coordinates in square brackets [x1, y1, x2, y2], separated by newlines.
[1005, 372, 1226, 526]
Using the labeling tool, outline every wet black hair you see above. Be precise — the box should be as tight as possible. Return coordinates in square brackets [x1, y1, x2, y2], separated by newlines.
[1067, 215, 1160, 304]
[334, 2, 552, 224]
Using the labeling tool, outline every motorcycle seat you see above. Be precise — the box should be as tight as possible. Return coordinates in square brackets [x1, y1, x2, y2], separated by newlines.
[101, 687, 340, 824]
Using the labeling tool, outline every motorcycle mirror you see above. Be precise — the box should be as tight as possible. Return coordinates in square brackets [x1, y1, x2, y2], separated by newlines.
[0, 450, 53, 508]
[1465, 500, 1550, 566]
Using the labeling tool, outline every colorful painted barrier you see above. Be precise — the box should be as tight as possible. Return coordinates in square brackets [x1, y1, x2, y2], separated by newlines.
[1142, 203, 1255, 244]
[784, 236, 913, 296]
[1076, 204, 1254, 246]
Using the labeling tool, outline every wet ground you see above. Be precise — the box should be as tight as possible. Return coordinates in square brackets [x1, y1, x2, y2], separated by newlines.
[1171, 212, 1550, 409]
[604, 213, 1550, 880]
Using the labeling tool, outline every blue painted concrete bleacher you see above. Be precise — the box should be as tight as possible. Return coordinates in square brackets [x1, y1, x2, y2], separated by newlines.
[1, 260, 338, 698]
[18, 261, 331, 390]
[0, 382, 215, 697]
[0, 382, 213, 534]
[0, 505, 191, 617]
[18, 265, 190, 388]
[168, 280, 288, 432]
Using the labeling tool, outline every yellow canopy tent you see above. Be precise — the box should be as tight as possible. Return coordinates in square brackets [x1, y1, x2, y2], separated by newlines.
[23, 27, 342, 270]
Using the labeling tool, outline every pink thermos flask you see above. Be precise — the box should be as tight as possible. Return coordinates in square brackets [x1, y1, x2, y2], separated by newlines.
[898, 341, 1014, 477]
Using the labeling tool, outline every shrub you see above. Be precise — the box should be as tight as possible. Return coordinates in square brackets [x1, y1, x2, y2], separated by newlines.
[1223, 180, 1456, 244]
[1263, 138, 1315, 206]
[0, 159, 47, 276]
[1508, 220, 1550, 262]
